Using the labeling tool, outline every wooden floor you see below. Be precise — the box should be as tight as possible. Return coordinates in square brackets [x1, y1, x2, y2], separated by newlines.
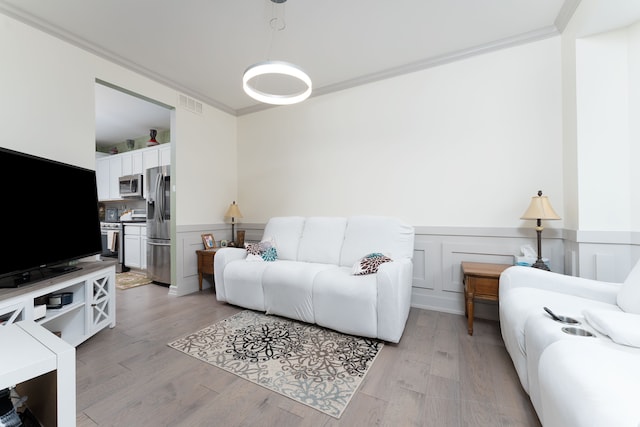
[75, 283, 541, 427]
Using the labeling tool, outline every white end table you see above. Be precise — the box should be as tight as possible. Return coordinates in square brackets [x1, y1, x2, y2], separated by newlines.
[0, 320, 75, 426]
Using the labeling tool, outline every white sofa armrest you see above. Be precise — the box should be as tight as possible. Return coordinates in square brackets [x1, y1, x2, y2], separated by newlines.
[213, 247, 247, 301]
[376, 258, 413, 343]
[500, 266, 621, 305]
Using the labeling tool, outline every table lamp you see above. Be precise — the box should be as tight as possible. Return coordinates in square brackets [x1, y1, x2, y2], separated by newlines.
[224, 201, 243, 245]
[521, 190, 560, 271]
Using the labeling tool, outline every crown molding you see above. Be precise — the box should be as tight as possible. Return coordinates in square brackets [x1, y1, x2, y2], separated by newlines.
[555, 0, 582, 32]
[236, 26, 561, 116]
[1, 2, 572, 118]
[0, 3, 237, 116]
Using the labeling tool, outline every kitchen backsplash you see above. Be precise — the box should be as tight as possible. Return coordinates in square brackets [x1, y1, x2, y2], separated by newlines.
[99, 199, 146, 221]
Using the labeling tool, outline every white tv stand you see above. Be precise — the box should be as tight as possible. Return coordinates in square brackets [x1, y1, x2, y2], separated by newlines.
[0, 260, 116, 346]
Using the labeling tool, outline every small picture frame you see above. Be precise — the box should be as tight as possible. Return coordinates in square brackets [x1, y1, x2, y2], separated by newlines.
[220, 240, 228, 247]
[201, 233, 216, 250]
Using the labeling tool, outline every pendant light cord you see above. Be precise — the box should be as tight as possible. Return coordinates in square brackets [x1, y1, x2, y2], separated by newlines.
[266, 1, 286, 61]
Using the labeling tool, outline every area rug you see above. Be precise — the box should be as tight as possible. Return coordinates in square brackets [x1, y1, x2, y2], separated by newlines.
[167, 310, 383, 418]
[115, 272, 152, 290]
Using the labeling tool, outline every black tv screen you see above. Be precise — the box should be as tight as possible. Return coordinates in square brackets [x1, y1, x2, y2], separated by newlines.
[0, 147, 102, 286]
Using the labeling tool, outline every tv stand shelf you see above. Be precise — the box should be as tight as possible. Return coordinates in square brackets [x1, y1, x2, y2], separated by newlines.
[0, 260, 116, 347]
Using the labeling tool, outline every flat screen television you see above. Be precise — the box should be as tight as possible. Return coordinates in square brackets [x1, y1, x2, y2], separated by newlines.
[0, 147, 103, 288]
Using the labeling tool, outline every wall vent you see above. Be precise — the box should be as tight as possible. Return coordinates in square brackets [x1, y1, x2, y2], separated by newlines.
[179, 94, 203, 115]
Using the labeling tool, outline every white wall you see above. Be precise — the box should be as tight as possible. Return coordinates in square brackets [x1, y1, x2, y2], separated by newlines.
[0, 14, 96, 169]
[0, 13, 238, 295]
[173, 105, 237, 226]
[629, 22, 640, 232]
[560, 1, 640, 280]
[238, 37, 563, 229]
[576, 30, 630, 231]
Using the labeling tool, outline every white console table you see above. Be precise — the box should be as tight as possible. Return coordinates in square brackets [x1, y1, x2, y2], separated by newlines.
[0, 320, 75, 426]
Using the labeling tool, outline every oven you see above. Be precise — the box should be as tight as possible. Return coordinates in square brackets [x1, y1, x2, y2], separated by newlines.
[100, 222, 123, 269]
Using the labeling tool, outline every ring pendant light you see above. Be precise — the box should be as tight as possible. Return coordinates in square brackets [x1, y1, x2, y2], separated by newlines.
[243, 0, 312, 105]
[243, 60, 312, 105]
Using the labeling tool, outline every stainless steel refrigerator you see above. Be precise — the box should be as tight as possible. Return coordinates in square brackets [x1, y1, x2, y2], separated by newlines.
[146, 165, 171, 284]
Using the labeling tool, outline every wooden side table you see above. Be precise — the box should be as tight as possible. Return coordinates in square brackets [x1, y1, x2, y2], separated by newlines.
[461, 262, 512, 335]
[196, 248, 220, 291]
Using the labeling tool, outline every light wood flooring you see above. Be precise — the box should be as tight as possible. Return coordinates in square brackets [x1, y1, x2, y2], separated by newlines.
[75, 283, 541, 427]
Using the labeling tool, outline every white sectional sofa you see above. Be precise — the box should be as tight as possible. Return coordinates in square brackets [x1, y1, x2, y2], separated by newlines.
[213, 216, 415, 343]
[499, 261, 640, 426]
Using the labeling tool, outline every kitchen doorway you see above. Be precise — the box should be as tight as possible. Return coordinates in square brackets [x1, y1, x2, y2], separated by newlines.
[94, 80, 174, 286]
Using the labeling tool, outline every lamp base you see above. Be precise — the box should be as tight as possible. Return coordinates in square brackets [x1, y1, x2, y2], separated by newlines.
[531, 259, 550, 271]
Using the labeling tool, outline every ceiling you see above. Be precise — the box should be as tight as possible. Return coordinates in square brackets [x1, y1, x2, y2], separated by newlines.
[94, 82, 171, 147]
[0, 0, 579, 144]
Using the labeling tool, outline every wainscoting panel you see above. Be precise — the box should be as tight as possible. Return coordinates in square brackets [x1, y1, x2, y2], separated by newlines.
[172, 224, 231, 296]
[412, 240, 439, 290]
[442, 243, 517, 293]
[410, 230, 563, 318]
[171, 223, 639, 317]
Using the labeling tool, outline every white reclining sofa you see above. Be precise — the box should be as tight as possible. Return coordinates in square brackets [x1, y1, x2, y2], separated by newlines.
[214, 216, 415, 343]
[499, 260, 640, 426]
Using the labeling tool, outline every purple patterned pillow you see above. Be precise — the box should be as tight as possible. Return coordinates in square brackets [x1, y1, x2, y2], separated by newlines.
[352, 253, 393, 275]
[245, 242, 262, 256]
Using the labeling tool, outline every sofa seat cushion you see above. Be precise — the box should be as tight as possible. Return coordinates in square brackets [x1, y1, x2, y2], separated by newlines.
[224, 260, 272, 311]
[500, 287, 621, 392]
[263, 261, 338, 323]
[312, 267, 378, 338]
[539, 340, 640, 427]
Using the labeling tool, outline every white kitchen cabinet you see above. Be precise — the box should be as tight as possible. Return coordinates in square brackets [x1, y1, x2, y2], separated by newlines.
[159, 144, 171, 166]
[132, 150, 143, 174]
[143, 147, 159, 171]
[124, 224, 146, 269]
[121, 152, 132, 176]
[142, 143, 171, 170]
[0, 261, 116, 347]
[108, 156, 122, 199]
[96, 155, 122, 201]
[121, 151, 144, 176]
[95, 144, 170, 201]
[141, 228, 147, 270]
[96, 157, 110, 201]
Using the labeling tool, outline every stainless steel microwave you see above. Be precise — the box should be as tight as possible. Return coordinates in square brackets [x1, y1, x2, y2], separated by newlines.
[119, 174, 143, 198]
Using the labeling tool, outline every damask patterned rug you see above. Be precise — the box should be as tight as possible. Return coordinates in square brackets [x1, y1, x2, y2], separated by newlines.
[167, 310, 383, 418]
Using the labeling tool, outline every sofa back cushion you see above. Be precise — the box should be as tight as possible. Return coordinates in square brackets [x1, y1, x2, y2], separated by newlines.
[262, 217, 306, 261]
[618, 259, 640, 313]
[297, 217, 347, 265]
[339, 216, 415, 268]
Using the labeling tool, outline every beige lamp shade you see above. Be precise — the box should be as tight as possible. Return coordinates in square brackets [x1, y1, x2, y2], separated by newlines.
[225, 201, 243, 219]
[521, 191, 560, 220]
